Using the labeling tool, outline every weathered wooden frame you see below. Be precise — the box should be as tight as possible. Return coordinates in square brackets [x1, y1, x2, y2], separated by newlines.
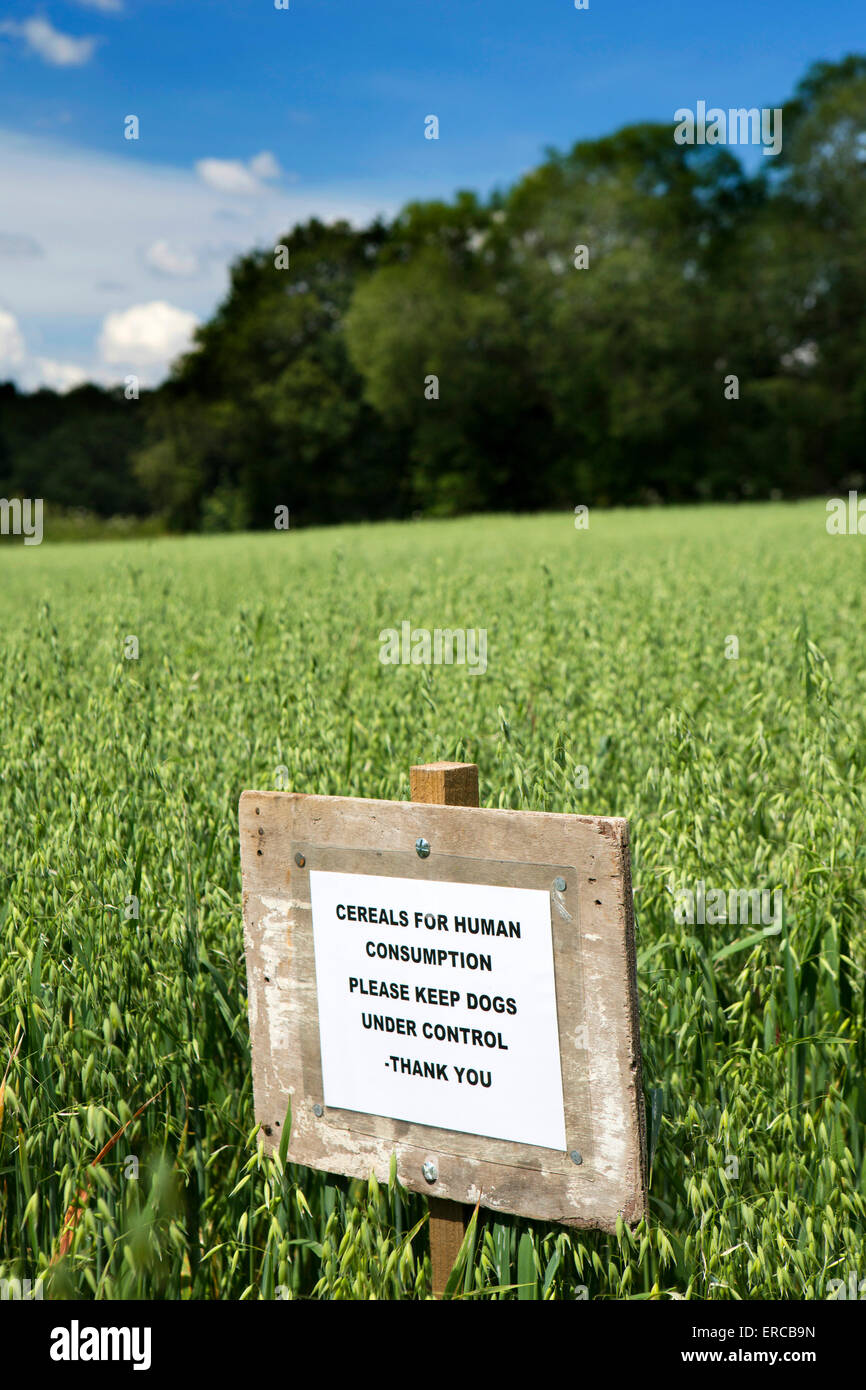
[240, 790, 647, 1230]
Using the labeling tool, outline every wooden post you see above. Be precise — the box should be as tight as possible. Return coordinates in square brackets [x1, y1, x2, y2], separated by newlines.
[410, 760, 479, 1297]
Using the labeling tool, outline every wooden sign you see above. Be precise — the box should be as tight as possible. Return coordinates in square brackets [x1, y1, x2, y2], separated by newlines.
[239, 766, 646, 1235]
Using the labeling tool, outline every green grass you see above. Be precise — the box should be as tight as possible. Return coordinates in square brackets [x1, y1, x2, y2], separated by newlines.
[1, 501, 865, 1299]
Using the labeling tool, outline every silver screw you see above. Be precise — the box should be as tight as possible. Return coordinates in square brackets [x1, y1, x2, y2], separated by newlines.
[422, 1159, 438, 1183]
[416, 838, 431, 859]
[554, 876, 567, 893]
[569, 1150, 583, 1166]
[313, 1103, 323, 1117]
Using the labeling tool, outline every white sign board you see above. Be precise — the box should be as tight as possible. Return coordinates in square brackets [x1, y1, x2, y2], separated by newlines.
[240, 788, 648, 1230]
[309, 869, 567, 1151]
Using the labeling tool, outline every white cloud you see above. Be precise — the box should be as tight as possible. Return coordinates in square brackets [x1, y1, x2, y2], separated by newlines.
[30, 359, 89, 392]
[0, 18, 97, 67]
[145, 240, 199, 277]
[0, 309, 26, 366]
[0, 309, 93, 392]
[196, 150, 282, 195]
[249, 151, 282, 181]
[0, 127, 401, 388]
[195, 158, 262, 196]
[98, 301, 199, 369]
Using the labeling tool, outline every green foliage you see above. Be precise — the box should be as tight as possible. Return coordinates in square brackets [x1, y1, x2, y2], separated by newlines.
[3, 57, 866, 527]
[1, 501, 865, 1299]
[0, 383, 153, 519]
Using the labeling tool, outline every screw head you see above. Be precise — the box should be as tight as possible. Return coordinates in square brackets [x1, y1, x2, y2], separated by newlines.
[569, 1150, 583, 1166]
[422, 1159, 438, 1183]
[415, 838, 431, 859]
[313, 1103, 323, 1117]
[554, 877, 567, 893]
[295, 852, 306, 867]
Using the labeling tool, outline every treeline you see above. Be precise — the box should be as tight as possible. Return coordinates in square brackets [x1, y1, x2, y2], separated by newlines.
[2, 56, 865, 529]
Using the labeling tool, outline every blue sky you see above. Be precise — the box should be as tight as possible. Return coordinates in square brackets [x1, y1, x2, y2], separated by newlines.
[0, 0, 861, 390]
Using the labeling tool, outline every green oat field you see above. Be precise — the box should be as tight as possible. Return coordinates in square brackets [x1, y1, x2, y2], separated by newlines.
[1, 501, 865, 1299]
